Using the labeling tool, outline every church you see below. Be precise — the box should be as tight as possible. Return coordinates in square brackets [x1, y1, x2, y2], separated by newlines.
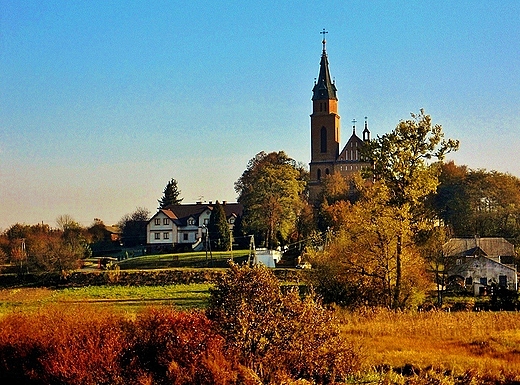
[308, 34, 372, 202]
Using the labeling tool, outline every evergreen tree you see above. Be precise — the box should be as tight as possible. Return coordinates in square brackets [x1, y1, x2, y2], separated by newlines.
[209, 201, 231, 251]
[158, 178, 183, 208]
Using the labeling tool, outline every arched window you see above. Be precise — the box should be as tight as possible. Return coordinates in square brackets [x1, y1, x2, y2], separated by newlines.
[320, 127, 327, 153]
[317, 169, 322, 180]
[325, 168, 330, 175]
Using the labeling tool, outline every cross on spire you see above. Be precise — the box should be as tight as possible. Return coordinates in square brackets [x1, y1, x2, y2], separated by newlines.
[321, 28, 328, 51]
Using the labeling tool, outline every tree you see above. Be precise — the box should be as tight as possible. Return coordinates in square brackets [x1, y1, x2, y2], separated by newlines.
[235, 151, 307, 249]
[2, 221, 89, 273]
[118, 207, 151, 247]
[158, 178, 183, 208]
[431, 162, 520, 241]
[310, 180, 430, 309]
[208, 201, 231, 251]
[417, 225, 455, 307]
[358, 109, 459, 308]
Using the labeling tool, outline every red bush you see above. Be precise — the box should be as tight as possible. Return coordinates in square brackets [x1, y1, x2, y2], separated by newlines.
[0, 306, 245, 385]
[127, 308, 238, 385]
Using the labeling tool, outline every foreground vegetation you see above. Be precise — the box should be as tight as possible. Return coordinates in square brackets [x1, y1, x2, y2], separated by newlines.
[0, 264, 360, 384]
[2, 266, 520, 384]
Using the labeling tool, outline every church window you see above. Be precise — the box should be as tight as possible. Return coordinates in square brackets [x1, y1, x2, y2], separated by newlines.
[320, 127, 327, 153]
[325, 168, 330, 175]
[317, 169, 322, 180]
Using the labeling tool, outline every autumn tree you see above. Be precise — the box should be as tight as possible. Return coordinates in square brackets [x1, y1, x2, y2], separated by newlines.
[355, 109, 459, 308]
[2, 220, 89, 273]
[310, 180, 430, 308]
[432, 162, 520, 241]
[235, 151, 307, 249]
[415, 224, 459, 306]
[158, 178, 183, 208]
[208, 201, 231, 251]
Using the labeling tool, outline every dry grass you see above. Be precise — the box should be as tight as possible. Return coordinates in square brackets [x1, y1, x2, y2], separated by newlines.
[339, 308, 520, 382]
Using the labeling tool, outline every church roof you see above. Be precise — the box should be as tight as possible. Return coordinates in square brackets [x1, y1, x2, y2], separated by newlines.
[312, 39, 337, 101]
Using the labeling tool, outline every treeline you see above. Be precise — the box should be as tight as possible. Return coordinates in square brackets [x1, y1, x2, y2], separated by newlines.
[0, 264, 361, 385]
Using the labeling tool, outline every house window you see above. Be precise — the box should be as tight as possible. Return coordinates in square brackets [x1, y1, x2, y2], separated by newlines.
[204, 218, 209, 225]
[183, 233, 189, 241]
[499, 275, 508, 287]
[188, 218, 195, 226]
[154, 233, 160, 240]
[163, 218, 169, 225]
[163, 232, 169, 239]
[465, 277, 473, 285]
[456, 258, 462, 265]
[480, 277, 488, 285]
[155, 218, 161, 226]
[229, 217, 235, 224]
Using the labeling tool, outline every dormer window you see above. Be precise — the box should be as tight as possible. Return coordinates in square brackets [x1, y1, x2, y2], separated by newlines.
[229, 217, 235, 224]
[188, 218, 195, 226]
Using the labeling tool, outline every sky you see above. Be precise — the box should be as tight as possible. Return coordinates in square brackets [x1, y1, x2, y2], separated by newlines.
[1, 0, 519, 230]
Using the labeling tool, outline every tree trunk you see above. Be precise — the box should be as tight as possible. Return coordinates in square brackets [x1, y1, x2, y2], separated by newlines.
[393, 233, 402, 309]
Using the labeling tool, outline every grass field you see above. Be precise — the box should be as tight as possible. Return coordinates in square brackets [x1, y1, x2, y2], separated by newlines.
[3, 284, 520, 383]
[340, 308, 520, 383]
[113, 250, 250, 269]
[0, 284, 212, 316]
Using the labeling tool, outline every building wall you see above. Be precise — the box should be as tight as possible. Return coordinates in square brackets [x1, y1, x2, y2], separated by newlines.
[458, 255, 518, 295]
[147, 212, 175, 245]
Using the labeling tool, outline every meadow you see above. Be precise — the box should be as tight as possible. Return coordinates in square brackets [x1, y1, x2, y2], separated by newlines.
[2, 284, 520, 383]
[0, 284, 212, 316]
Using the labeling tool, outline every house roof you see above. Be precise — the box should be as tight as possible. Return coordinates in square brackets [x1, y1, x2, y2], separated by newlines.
[444, 237, 515, 257]
[150, 202, 243, 226]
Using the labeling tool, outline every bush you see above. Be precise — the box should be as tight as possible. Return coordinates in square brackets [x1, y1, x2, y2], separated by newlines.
[207, 262, 363, 383]
[127, 308, 238, 385]
[0, 306, 128, 385]
[0, 306, 242, 385]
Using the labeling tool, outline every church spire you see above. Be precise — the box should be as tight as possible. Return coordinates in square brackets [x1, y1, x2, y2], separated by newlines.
[312, 29, 337, 101]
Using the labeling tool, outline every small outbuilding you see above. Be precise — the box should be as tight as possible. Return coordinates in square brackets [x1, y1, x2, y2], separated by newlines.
[444, 237, 518, 296]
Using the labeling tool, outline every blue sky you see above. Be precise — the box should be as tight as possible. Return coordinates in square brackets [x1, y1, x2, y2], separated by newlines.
[1, 0, 519, 229]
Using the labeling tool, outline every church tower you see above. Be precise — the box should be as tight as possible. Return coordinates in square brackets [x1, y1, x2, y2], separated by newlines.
[309, 32, 340, 202]
[308, 32, 372, 203]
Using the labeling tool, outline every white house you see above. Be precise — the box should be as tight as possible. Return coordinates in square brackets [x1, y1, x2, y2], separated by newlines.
[444, 237, 518, 295]
[146, 202, 242, 252]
